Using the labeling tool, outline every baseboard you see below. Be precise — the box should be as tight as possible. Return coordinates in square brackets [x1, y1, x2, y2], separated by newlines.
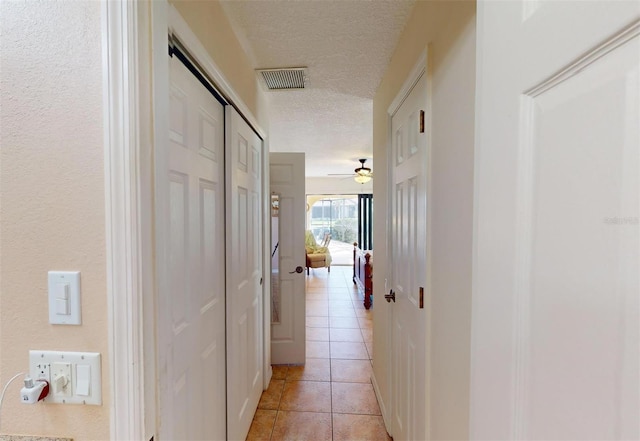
[371, 371, 391, 435]
[264, 365, 273, 390]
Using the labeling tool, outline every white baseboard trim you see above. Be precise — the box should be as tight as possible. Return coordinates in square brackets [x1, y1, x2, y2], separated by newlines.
[264, 365, 273, 390]
[371, 371, 391, 435]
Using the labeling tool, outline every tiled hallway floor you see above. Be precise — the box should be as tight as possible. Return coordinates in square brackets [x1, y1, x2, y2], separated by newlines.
[246, 266, 391, 441]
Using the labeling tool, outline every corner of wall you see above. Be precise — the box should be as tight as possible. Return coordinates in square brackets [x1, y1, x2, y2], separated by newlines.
[169, 0, 263, 124]
[372, 1, 476, 439]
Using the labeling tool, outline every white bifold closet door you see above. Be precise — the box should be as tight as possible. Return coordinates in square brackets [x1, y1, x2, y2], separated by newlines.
[157, 54, 227, 440]
[225, 106, 265, 441]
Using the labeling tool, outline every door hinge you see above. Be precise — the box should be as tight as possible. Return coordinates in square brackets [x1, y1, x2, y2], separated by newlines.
[419, 287, 424, 309]
[419, 110, 425, 133]
[260, 277, 263, 285]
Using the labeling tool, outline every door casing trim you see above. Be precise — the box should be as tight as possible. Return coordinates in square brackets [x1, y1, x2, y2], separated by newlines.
[103, 1, 151, 439]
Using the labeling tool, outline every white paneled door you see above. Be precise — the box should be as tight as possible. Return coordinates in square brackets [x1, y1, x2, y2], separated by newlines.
[270, 152, 306, 364]
[157, 54, 226, 440]
[471, 2, 639, 439]
[389, 69, 430, 441]
[226, 106, 265, 441]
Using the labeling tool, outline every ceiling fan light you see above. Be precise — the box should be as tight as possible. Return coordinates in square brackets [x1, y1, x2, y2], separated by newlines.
[354, 175, 371, 184]
[354, 158, 372, 178]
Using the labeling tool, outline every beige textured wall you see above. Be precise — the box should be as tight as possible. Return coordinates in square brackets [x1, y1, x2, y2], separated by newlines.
[372, 1, 476, 439]
[0, 1, 109, 440]
[0, 0, 264, 438]
[170, 0, 261, 119]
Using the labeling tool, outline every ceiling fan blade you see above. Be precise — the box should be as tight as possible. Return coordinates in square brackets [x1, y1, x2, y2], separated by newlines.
[328, 159, 373, 179]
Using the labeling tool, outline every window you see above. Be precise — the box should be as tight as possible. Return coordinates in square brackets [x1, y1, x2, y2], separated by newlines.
[307, 195, 370, 265]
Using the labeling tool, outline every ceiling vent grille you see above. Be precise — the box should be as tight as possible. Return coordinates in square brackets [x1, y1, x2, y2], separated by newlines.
[257, 67, 307, 90]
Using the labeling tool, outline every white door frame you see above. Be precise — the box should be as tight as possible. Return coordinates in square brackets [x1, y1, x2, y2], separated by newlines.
[103, 1, 270, 438]
[102, 1, 151, 439]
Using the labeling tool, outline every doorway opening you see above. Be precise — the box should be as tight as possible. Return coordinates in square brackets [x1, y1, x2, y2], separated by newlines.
[307, 194, 373, 265]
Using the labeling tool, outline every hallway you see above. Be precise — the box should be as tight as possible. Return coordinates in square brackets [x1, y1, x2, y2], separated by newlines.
[246, 266, 389, 441]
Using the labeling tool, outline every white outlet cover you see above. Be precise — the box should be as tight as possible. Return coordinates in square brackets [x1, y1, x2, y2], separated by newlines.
[29, 350, 101, 405]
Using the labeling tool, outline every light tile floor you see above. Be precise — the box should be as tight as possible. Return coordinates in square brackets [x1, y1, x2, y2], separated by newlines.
[246, 266, 390, 441]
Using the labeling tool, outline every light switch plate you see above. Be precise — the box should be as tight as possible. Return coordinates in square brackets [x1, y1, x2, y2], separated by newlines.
[48, 271, 81, 325]
[29, 350, 101, 405]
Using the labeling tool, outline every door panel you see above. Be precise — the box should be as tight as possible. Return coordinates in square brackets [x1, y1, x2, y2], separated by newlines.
[472, 2, 639, 439]
[158, 54, 226, 440]
[270, 153, 306, 364]
[390, 71, 430, 441]
[226, 106, 264, 441]
[528, 38, 638, 437]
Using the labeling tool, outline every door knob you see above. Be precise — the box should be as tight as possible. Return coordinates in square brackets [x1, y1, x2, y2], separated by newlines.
[289, 266, 304, 274]
[385, 289, 396, 303]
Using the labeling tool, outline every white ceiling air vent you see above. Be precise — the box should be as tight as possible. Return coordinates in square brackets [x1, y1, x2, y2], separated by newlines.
[257, 67, 307, 90]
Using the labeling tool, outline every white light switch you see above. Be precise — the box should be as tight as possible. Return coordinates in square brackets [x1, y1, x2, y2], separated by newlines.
[56, 283, 69, 299]
[55, 298, 70, 315]
[76, 365, 90, 396]
[48, 271, 81, 325]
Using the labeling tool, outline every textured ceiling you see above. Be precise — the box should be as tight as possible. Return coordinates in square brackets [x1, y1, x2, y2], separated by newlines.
[221, 0, 415, 177]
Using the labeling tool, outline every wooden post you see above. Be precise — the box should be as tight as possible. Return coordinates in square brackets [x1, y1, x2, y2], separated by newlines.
[364, 252, 372, 309]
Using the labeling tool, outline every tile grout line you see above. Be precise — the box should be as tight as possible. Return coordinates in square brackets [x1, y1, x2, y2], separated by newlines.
[269, 410, 277, 441]
[328, 282, 335, 441]
[332, 271, 354, 441]
[270, 371, 285, 441]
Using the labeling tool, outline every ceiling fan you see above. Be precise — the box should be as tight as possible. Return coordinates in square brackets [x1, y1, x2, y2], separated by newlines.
[328, 158, 373, 183]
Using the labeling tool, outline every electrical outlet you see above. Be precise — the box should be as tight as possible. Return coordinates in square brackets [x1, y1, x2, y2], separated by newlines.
[33, 359, 51, 383]
[29, 350, 101, 405]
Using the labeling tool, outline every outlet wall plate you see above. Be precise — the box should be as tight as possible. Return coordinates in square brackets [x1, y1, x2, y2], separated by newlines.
[29, 350, 101, 405]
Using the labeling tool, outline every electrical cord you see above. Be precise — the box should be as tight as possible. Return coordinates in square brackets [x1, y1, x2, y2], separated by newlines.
[0, 372, 24, 430]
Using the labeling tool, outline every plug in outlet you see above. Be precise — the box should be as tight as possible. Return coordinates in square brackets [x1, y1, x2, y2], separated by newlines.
[33, 360, 51, 383]
[52, 362, 72, 397]
[29, 350, 101, 405]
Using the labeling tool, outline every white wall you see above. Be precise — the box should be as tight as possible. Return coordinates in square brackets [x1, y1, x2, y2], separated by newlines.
[372, 1, 476, 439]
[306, 176, 372, 195]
